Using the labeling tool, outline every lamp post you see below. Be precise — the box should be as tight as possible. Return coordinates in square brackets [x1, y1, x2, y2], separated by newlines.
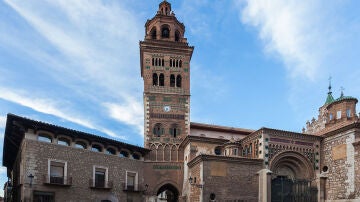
[188, 176, 203, 188]
[28, 174, 34, 187]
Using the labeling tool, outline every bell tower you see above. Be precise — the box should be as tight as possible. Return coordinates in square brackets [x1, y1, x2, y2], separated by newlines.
[140, 1, 194, 161]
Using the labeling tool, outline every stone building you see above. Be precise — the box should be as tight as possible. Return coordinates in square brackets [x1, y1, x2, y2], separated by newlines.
[2, 1, 360, 202]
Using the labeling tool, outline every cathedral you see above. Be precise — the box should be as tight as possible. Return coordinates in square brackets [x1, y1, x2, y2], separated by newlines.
[2, 1, 360, 202]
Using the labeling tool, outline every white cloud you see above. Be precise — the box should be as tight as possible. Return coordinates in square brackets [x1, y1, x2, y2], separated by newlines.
[0, 116, 6, 129]
[0, 87, 126, 140]
[236, 0, 328, 80]
[103, 99, 144, 136]
[2, 0, 144, 138]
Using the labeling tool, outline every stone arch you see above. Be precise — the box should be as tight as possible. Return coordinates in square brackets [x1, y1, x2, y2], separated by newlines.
[153, 181, 180, 202]
[170, 144, 177, 161]
[164, 144, 171, 161]
[270, 151, 314, 180]
[157, 144, 164, 161]
[149, 144, 156, 161]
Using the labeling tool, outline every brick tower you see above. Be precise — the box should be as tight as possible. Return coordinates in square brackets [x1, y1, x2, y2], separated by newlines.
[140, 1, 194, 162]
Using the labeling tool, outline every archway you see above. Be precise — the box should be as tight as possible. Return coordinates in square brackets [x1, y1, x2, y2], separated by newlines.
[270, 151, 317, 202]
[156, 183, 179, 202]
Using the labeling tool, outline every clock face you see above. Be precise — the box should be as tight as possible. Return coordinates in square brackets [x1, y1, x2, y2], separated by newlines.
[163, 105, 171, 112]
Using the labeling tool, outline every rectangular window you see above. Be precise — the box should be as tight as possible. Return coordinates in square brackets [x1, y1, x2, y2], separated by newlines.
[126, 171, 138, 191]
[48, 160, 67, 185]
[337, 111, 342, 119]
[346, 109, 351, 118]
[233, 148, 238, 156]
[93, 167, 108, 188]
[329, 113, 333, 120]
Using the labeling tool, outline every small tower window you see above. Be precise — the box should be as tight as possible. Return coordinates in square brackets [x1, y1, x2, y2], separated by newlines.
[176, 75, 182, 88]
[346, 109, 351, 118]
[214, 147, 221, 155]
[161, 27, 170, 38]
[329, 113, 333, 120]
[159, 73, 164, 86]
[337, 111, 341, 119]
[153, 73, 158, 86]
[169, 124, 181, 138]
[151, 28, 157, 39]
[170, 74, 175, 87]
[153, 123, 164, 137]
[175, 31, 180, 42]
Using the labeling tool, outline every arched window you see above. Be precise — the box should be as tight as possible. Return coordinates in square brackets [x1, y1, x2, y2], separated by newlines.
[175, 31, 180, 42]
[151, 28, 157, 39]
[152, 58, 154, 66]
[214, 147, 222, 155]
[75, 141, 86, 149]
[159, 73, 164, 86]
[176, 75, 182, 88]
[120, 150, 129, 158]
[153, 73, 158, 86]
[169, 124, 180, 138]
[179, 60, 182, 68]
[153, 123, 164, 137]
[175, 60, 178, 67]
[132, 153, 141, 160]
[161, 26, 170, 38]
[91, 144, 102, 152]
[170, 59, 172, 67]
[162, 59, 164, 67]
[57, 138, 70, 146]
[38, 134, 52, 143]
[170, 74, 175, 87]
[155, 58, 158, 66]
[106, 148, 116, 155]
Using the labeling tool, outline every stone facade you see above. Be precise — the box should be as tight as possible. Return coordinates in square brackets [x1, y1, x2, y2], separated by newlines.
[2, 114, 149, 202]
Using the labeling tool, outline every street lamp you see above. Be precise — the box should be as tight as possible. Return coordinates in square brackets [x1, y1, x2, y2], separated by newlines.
[28, 174, 34, 187]
[188, 176, 203, 189]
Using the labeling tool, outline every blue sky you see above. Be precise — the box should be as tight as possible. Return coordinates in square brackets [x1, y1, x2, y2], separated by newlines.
[1, 0, 360, 196]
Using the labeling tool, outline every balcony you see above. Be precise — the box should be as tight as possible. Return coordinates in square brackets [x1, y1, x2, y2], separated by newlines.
[122, 183, 145, 192]
[89, 179, 113, 190]
[43, 175, 72, 186]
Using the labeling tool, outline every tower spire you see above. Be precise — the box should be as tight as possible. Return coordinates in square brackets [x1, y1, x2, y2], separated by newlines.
[325, 76, 335, 105]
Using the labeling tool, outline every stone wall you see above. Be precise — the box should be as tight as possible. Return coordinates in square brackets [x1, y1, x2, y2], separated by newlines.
[322, 130, 357, 200]
[353, 141, 360, 198]
[189, 155, 262, 202]
[21, 139, 145, 202]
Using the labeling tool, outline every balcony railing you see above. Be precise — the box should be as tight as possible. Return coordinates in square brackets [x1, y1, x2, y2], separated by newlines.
[89, 179, 113, 189]
[122, 183, 145, 192]
[43, 175, 72, 186]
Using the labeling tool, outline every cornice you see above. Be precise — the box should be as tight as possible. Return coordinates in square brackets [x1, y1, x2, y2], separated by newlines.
[187, 154, 263, 168]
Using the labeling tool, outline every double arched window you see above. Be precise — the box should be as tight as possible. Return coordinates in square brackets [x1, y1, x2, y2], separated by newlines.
[153, 73, 164, 86]
[170, 74, 182, 88]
